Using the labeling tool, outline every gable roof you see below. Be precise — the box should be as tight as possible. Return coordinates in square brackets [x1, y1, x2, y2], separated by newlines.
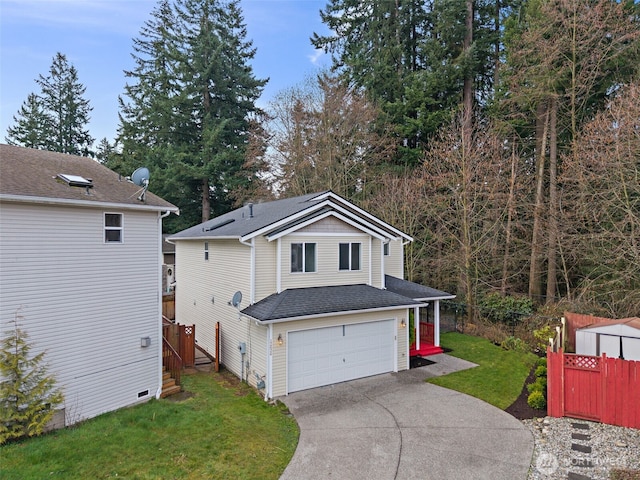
[168, 190, 411, 242]
[578, 317, 640, 331]
[241, 284, 423, 323]
[0, 144, 178, 212]
[385, 275, 455, 301]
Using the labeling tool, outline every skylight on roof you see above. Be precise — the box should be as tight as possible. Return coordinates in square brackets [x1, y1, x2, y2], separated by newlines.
[57, 173, 93, 188]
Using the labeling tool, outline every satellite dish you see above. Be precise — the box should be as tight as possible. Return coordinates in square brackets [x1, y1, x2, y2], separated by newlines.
[131, 167, 150, 187]
[230, 291, 242, 308]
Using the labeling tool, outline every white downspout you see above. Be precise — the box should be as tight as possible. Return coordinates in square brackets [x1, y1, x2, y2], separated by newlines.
[267, 323, 273, 400]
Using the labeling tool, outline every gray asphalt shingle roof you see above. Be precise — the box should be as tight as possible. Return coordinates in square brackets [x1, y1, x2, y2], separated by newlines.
[169, 191, 329, 239]
[241, 284, 424, 323]
[385, 275, 455, 300]
[0, 144, 177, 211]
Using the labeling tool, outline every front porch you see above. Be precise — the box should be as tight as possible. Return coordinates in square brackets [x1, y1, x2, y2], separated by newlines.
[410, 322, 444, 357]
[383, 275, 455, 359]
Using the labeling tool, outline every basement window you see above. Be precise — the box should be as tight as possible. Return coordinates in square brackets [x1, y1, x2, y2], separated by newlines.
[104, 213, 123, 243]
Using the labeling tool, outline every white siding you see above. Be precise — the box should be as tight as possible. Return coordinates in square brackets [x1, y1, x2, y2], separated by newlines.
[576, 330, 597, 356]
[0, 202, 162, 423]
[174, 239, 267, 389]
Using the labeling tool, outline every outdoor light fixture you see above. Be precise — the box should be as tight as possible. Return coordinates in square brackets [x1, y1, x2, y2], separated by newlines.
[277, 334, 283, 346]
[400, 319, 406, 328]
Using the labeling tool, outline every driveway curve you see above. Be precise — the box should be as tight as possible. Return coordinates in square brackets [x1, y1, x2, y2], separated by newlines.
[279, 354, 533, 480]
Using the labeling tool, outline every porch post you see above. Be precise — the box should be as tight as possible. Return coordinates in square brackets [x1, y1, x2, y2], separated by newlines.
[434, 300, 441, 347]
[415, 306, 420, 350]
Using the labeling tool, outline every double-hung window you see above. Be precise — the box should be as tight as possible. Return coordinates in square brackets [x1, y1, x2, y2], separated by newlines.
[291, 242, 316, 273]
[104, 213, 123, 243]
[339, 242, 361, 271]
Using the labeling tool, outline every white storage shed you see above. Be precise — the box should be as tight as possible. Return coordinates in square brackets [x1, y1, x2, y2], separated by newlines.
[575, 318, 640, 361]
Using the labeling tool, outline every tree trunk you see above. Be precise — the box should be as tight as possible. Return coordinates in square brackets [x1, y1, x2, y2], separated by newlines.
[501, 144, 518, 294]
[462, 0, 474, 150]
[529, 100, 550, 302]
[546, 97, 558, 303]
[201, 178, 210, 222]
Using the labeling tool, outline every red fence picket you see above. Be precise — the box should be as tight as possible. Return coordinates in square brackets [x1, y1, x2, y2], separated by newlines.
[547, 348, 640, 429]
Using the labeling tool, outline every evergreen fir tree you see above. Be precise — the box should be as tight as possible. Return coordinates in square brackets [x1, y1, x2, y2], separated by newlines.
[0, 311, 64, 444]
[5, 93, 51, 149]
[117, 0, 266, 231]
[5, 53, 94, 156]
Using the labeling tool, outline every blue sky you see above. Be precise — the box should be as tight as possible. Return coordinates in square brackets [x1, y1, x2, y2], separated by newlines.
[0, 0, 331, 144]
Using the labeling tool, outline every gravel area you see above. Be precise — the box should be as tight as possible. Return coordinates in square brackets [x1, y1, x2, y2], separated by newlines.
[524, 416, 640, 480]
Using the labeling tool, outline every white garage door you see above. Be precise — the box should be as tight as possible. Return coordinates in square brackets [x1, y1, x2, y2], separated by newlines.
[287, 319, 396, 393]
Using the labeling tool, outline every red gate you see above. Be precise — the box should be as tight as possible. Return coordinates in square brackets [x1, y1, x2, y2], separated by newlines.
[548, 348, 640, 429]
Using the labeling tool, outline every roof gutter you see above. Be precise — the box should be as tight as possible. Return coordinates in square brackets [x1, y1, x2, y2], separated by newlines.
[245, 302, 426, 325]
[0, 193, 179, 213]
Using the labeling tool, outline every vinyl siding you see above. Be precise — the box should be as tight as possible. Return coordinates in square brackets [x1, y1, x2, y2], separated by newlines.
[384, 238, 404, 279]
[270, 309, 409, 397]
[174, 239, 267, 389]
[254, 236, 276, 301]
[280, 233, 371, 290]
[0, 202, 162, 423]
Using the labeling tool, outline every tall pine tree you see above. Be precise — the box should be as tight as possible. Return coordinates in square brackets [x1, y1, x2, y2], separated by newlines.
[6, 53, 94, 156]
[116, 0, 266, 231]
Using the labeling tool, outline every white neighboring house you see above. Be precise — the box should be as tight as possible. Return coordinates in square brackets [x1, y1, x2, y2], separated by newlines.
[0, 144, 178, 426]
[576, 317, 640, 361]
[168, 191, 454, 399]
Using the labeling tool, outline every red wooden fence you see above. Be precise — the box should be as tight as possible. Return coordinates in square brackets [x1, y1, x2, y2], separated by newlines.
[162, 320, 195, 368]
[547, 348, 640, 429]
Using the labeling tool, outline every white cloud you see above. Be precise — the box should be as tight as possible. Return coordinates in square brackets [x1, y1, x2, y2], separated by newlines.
[308, 48, 326, 65]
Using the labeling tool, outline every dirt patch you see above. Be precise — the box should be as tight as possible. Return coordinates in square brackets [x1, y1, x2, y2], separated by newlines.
[504, 365, 547, 420]
[164, 391, 196, 402]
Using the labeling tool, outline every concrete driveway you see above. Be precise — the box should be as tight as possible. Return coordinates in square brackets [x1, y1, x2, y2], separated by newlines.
[279, 354, 533, 480]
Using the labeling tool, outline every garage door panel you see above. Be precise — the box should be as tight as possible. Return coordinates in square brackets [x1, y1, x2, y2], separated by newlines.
[288, 320, 395, 393]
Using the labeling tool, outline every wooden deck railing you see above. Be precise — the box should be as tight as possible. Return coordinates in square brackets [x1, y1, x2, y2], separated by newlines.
[162, 337, 182, 386]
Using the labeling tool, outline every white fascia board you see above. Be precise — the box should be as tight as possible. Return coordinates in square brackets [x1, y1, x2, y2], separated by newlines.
[311, 191, 412, 242]
[167, 235, 241, 242]
[249, 303, 426, 325]
[0, 194, 179, 214]
[266, 210, 387, 242]
[414, 295, 457, 301]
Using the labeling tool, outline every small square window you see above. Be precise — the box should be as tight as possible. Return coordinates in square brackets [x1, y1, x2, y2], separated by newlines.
[104, 213, 123, 243]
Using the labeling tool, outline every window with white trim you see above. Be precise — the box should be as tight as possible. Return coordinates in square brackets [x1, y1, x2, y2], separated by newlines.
[104, 213, 123, 243]
[204, 242, 209, 261]
[339, 242, 361, 271]
[383, 242, 390, 256]
[291, 242, 316, 273]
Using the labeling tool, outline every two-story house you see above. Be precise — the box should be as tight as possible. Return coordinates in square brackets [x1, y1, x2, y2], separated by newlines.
[0, 144, 178, 426]
[168, 191, 454, 398]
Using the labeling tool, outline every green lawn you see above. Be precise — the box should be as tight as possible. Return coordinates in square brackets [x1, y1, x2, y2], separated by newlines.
[428, 332, 537, 409]
[0, 371, 299, 480]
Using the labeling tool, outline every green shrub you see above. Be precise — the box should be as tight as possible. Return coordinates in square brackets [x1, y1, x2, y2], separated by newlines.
[500, 336, 529, 353]
[478, 292, 533, 324]
[0, 313, 64, 444]
[527, 390, 546, 410]
[533, 325, 557, 352]
[535, 365, 547, 378]
[526, 376, 547, 394]
[536, 357, 547, 368]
